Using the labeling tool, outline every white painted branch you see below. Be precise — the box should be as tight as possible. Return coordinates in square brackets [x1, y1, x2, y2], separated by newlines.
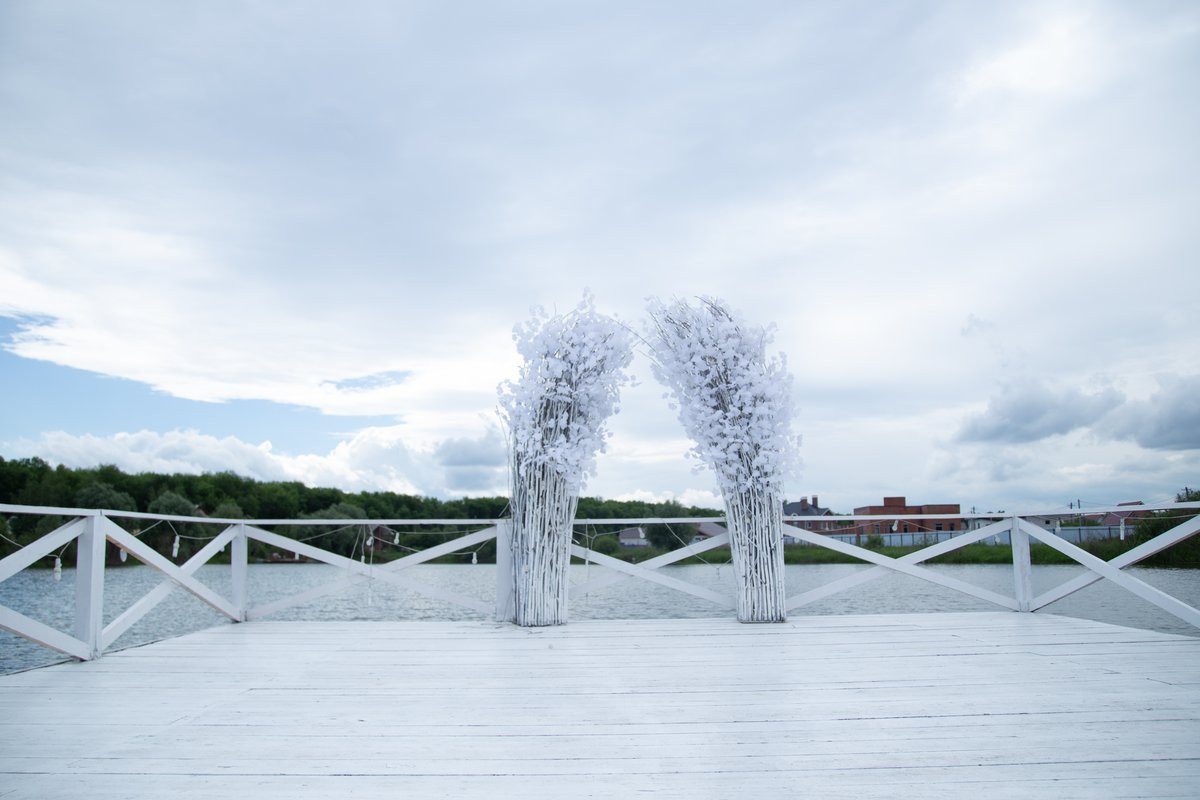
[644, 297, 799, 624]
[723, 486, 787, 622]
[509, 459, 575, 626]
[499, 298, 633, 627]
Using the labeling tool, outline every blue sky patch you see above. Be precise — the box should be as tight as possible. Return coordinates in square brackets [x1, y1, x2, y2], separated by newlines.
[0, 318, 394, 455]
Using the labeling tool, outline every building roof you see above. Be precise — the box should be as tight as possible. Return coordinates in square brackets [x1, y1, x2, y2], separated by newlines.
[693, 521, 727, 539]
[783, 496, 831, 517]
[1101, 501, 1146, 526]
[617, 526, 645, 541]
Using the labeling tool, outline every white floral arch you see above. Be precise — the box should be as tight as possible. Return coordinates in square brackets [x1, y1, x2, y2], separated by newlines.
[499, 294, 798, 626]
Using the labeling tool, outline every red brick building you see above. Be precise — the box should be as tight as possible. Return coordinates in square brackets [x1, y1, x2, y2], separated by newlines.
[850, 496, 963, 537]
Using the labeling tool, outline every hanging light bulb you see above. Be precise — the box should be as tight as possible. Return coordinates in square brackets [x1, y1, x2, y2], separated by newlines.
[366, 533, 374, 549]
[119, 548, 128, 563]
[294, 551, 300, 561]
[171, 536, 180, 559]
[53, 557, 62, 581]
[360, 553, 365, 563]
[471, 551, 478, 565]
[393, 530, 400, 545]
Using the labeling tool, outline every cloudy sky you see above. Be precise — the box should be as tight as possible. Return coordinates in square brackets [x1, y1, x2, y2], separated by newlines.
[1, 1, 1197, 514]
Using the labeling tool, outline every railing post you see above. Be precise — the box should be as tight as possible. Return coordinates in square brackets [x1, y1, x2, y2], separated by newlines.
[494, 519, 514, 623]
[73, 512, 107, 659]
[1011, 516, 1033, 613]
[231, 523, 248, 622]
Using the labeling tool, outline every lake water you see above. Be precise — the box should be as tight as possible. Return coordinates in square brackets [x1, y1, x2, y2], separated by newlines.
[3, 562, 1198, 674]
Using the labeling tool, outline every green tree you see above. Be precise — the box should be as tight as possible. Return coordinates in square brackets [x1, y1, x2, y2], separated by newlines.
[212, 500, 245, 520]
[255, 482, 303, 519]
[0, 456, 47, 503]
[148, 490, 196, 517]
[147, 491, 198, 560]
[75, 481, 137, 513]
[588, 534, 619, 556]
[644, 522, 695, 550]
[1131, 487, 1200, 566]
[76, 481, 140, 560]
[0, 514, 15, 558]
[299, 502, 368, 557]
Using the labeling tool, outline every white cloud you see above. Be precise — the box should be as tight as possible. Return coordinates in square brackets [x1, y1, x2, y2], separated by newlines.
[1101, 374, 1200, 451]
[959, 11, 1107, 101]
[8, 430, 289, 484]
[1, 2, 1198, 514]
[607, 488, 724, 511]
[7, 427, 509, 498]
[957, 380, 1125, 444]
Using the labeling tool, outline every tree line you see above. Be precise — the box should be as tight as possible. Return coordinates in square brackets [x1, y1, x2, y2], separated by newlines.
[0, 457, 717, 564]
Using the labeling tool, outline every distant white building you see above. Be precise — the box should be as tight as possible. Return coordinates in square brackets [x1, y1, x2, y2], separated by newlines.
[690, 521, 727, 544]
[617, 526, 650, 547]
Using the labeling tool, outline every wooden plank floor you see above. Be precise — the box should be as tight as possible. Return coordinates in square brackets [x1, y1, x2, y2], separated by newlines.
[1, 612, 1198, 799]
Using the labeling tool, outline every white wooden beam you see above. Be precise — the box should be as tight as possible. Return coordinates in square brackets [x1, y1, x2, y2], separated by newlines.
[568, 545, 734, 608]
[495, 520, 514, 623]
[1011, 517, 1034, 613]
[0, 606, 90, 660]
[384, 527, 497, 569]
[1033, 515, 1200, 609]
[787, 520, 1015, 610]
[1019, 518, 1200, 629]
[0, 518, 86, 584]
[570, 533, 731, 600]
[245, 573, 364, 620]
[246, 568, 491, 619]
[101, 527, 237, 650]
[244, 527, 491, 618]
[781, 526, 1018, 610]
[102, 519, 239, 621]
[74, 514, 106, 659]
[231, 523, 248, 622]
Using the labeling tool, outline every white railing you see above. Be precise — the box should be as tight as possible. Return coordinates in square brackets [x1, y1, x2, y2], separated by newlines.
[2, 501, 1198, 662]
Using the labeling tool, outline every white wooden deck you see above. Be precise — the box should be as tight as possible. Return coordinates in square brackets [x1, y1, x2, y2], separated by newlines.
[1, 612, 1198, 799]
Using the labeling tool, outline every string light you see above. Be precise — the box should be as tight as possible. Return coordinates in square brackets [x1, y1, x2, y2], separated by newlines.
[471, 551, 478, 565]
[119, 548, 128, 563]
[171, 536, 180, 559]
[53, 557, 62, 581]
[393, 530, 400, 545]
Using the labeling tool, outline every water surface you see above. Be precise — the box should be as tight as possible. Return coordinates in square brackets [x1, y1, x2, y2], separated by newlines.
[3, 562, 1197, 673]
